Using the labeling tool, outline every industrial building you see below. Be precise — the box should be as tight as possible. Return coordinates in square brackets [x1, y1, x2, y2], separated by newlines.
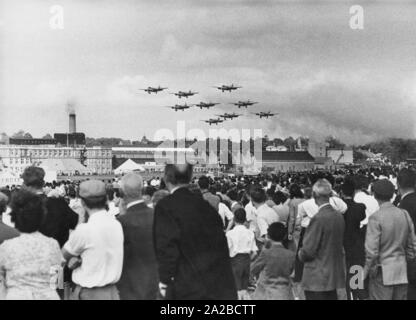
[308, 140, 354, 168]
[0, 111, 111, 175]
[255, 151, 315, 172]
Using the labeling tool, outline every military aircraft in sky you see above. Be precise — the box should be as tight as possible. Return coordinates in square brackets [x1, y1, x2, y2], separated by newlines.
[201, 118, 224, 125]
[252, 111, 278, 119]
[170, 90, 198, 99]
[230, 100, 258, 108]
[213, 84, 242, 92]
[215, 112, 241, 120]
[140, 86, 168, 94]
[165, 103, 192, 111]
[193, 102, 220, 109]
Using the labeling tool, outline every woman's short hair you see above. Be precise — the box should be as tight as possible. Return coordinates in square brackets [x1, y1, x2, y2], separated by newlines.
[21, 166, 45, 189]
[289, 184, 303, 199]
[272, 191, 287, 205]
[10, 188, 45, 233]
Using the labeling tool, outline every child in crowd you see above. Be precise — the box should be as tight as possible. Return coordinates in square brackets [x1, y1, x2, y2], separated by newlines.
[226, 208, 258, 300]
[251, 222, 296, 300]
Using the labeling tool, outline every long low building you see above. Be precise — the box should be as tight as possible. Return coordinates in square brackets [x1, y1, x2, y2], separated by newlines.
[111, 146, 198, 167]
[255, 151, 315, 172]
[0, 145, 112, 175]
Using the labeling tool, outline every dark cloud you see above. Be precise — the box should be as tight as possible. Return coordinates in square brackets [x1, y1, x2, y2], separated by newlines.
[2, 0, 416, 142]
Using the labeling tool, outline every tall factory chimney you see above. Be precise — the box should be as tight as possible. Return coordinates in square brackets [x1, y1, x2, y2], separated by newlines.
[69, 112, 76, 134]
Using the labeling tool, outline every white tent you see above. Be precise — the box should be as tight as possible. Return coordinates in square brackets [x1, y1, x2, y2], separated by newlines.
[40, 159, 92, 175]
[114, 159, 145, 175]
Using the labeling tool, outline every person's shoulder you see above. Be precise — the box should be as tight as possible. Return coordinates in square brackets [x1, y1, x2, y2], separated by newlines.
[41, 233, 61, 249]
[402, 193, 416, 205]
[281, 247, 296, 259]
[350, 201, 366, 211]
[0, 233, 21, 250]
[300, 198, 314, 207]
[155, 193, 174, 208]
[71, 221, 90, 235]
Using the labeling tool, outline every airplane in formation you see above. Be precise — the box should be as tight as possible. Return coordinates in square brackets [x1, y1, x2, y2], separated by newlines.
[213, 84, 242, 92]
[140, 86, 167, 94]
[230, 100, 258, 108]
[252, 111, 278, 119]
[215, 112, 241, 120]
[193, 102, 220, 109]
[201, 118, 224, 125]
[170, 90, 198, 99]
[165, 103, 192, 111]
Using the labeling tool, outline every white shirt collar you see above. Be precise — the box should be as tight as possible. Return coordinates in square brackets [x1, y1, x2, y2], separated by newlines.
[402, 191, 415, 200]
[318, 203, 331, 211]
[88, 209, 109, 222]
[126, 199, 144, 209]
[170, 185, 187, 194]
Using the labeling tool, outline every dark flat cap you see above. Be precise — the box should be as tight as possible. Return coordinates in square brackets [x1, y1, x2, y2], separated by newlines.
[373, 179, 395, 198]
[79, 180, 106, 199]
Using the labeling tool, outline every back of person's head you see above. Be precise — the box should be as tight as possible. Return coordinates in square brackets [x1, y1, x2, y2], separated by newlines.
[119, 172, 143, 201]
[197, 175, 209, 189]
[164, 163, 193, 186]
[289, 183, 303, 199]
[303, 187, 312, 199]
[226, 188, 238, 201]
[0, 192, 8, 214]
[234, 208, 246, 224]
[144, 186, 156, 198]
[22, 166, 45, 189]
[373, 179, 395, 202]
[312, 179, 332, 199]
[267, 222, 286, 242]
[250, 185, 266, 204]
[79, 180, 108, 210]
[272, 191, 287, 205]
[10, 188, 44, 233]
[341, 179, 355, 198]
[398, 168, 416, 190]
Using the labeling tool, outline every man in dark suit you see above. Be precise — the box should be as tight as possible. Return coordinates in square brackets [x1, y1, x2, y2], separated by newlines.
[299, 179, 346, 300]
[397, 168, 416, 300]
[154, 164, 237, 300]
[117, 172, 158, 300]
[341, 179, 367, 300]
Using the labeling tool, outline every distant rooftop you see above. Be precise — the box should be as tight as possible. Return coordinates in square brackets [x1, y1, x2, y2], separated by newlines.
[261, 151, 315, 162]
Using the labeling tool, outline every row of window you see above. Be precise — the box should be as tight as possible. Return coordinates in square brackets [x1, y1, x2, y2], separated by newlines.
[6, 149, 111, 158]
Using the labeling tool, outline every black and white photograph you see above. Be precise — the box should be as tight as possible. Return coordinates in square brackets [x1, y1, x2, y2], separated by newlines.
[1, 0, 416, 306]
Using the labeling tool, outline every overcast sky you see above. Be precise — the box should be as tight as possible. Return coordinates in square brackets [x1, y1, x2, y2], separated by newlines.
[1, 0, 416, 144]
